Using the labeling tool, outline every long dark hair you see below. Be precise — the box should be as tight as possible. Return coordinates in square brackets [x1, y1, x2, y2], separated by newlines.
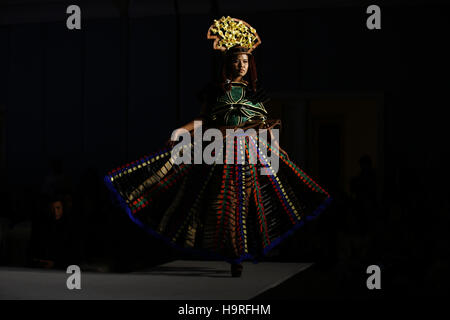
[219, 46, 258, 93]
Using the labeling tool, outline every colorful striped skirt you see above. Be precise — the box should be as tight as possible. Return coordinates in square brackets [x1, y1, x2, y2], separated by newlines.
[104, 120, 333, 264]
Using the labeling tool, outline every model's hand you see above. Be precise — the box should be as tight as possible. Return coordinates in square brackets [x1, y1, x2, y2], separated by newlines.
[171, 128, 185, 141]
[166, 128, 186, 148]
[273, 144, 290, 160]
[279, 147, 290, 160]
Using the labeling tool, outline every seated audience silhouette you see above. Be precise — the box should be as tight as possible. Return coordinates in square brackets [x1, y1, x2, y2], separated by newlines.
[31, 195, 80, 269]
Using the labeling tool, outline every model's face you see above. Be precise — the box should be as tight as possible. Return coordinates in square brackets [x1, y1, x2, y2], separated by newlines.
[231, 54, 249, 79]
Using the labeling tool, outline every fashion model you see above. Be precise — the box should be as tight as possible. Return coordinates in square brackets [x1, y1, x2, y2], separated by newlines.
[105, 16, 333, 277]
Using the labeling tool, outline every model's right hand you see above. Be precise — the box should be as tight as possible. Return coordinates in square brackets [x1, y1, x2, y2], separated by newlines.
[166, 128, 185, 148]
[171, 128, 185, 141]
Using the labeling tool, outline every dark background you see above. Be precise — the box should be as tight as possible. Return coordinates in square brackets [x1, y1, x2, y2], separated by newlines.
[0, 0, 449, 298]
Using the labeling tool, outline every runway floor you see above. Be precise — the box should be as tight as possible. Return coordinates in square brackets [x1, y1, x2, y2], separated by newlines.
[0, 260, 312, 300]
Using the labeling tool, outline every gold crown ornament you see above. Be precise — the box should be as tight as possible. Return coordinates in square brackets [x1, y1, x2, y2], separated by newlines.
[207, 16, 261, 53]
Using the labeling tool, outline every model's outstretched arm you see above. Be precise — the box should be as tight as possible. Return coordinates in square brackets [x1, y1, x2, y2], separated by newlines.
[168, 100, 207, 146]
[171, 118, 203, 138]
[269, 127, 289, 160]
[173, 101, 207, 139]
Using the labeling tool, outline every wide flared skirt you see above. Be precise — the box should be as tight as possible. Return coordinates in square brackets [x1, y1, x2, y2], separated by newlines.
[104, 123, 333, 264]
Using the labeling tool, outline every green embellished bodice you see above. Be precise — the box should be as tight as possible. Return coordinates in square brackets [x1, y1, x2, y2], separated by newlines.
[208, 82, 268, 126]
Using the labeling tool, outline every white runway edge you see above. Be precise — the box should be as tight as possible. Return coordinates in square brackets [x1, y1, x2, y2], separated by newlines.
[0, 260, 312, 300]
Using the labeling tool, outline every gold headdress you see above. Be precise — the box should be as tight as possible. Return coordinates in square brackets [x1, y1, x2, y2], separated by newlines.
[207, 16, 261, 53]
